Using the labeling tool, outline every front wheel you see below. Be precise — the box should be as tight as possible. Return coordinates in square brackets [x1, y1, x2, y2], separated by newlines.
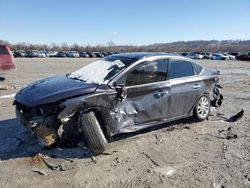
[80, 111, 108, 154]
[193, 95, 210, 121]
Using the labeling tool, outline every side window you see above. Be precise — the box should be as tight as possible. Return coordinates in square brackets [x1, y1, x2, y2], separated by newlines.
[126, 59, 168, 86]
[169, 60, 194, 79]
[0, 46, 9, 55]
[192, 62, 203, 74]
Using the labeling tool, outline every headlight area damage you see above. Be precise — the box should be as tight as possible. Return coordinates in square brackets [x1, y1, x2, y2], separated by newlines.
[14, 87, 118, 154]
[15, 102, 82, 147]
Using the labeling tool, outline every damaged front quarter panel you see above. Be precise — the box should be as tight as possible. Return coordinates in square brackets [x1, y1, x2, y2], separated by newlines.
[57, 85, 119, 137]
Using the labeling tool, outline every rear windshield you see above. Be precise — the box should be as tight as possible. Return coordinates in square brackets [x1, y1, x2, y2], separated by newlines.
[0, 46, 9, 55]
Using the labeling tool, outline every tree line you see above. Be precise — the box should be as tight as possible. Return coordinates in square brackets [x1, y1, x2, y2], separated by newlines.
[1, 39, 250, 53]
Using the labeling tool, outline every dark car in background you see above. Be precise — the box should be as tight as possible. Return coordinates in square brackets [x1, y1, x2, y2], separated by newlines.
[13, 50, 26, 58]
[26, 50, 39, 57]
[0, 45, 16, 73]
[94, 52, 104, 58]
[101, 52, 109, 57]
[228, 52, 241, 57]
[14, 52, 222, 154]
[86, 52, 96, 58]
[79, 51, 89, 58]
[56, 51, 67, 57]
[236, 53, 250, 61]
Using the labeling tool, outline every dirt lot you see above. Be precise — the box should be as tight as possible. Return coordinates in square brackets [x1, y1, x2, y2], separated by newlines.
[0, 58, 249, 188]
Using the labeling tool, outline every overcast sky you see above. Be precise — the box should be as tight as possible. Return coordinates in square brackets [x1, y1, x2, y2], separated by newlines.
[1, 0, 250, 45]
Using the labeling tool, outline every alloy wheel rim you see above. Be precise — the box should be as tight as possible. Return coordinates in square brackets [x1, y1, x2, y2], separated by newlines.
[197, 96, 209, 118]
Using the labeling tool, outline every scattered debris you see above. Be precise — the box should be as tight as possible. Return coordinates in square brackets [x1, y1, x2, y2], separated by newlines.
[33, 125, 58, 147]
[43, 157, 77, 171]
[159, 174, 164, 183]
[28, 153, 45, 165]
[0, 77, 5, 81]
[155, 134, 163, 145]
[154, 166, 177, 177]
[209, 109, 244, 123]
[208, 127, 238, 140]
[32, 168, 48, 176]
[101, 152, 113, 155]
[226, 109, 244, 122]
[91, 156, 97, 164]
[0, 93, 16, 99]
[0, 84, 16, 90]
[142, 152, 160, 166]
[244, 174, 250, 183]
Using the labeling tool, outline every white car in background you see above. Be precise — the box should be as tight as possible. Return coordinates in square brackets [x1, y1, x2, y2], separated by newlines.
[186, 52, 204, 59]
[212, 53, 230, 60]
[48, 51, 58, 57]
[69, 51, 80, 58]
[223, 53, 235, 60]
[38, 51, 46, 58]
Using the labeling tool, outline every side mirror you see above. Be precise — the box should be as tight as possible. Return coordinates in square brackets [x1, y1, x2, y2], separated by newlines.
[115, 84, 127, 102]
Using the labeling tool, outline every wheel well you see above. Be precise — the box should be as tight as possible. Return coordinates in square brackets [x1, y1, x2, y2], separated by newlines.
[190, 92, 210, 115]
[83, 109, 109, 137]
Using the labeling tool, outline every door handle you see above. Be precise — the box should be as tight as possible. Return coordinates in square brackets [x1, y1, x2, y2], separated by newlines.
[193, 84, 201, 89]
[157, 90, 169, 96]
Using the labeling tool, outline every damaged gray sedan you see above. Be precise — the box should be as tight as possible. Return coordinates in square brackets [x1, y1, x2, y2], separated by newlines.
[14, 53, 223, 154]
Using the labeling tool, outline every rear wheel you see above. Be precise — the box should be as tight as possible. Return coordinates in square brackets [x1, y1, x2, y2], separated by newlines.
[80, 111, 108, 154]
[193, 95, 210, 121]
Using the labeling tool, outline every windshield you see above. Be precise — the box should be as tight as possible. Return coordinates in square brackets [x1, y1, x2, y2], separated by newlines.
[68, 56, 135, 84]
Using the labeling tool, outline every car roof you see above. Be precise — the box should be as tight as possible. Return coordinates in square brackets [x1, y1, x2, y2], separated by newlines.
[110, 52, 171, 60]
[109, 52, 192, 62]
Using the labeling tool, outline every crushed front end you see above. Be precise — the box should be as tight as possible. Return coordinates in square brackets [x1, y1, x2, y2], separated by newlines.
[15, 102, 82, 147]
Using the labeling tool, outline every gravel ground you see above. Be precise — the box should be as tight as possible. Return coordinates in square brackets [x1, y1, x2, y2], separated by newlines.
[0, 58, 249, 188]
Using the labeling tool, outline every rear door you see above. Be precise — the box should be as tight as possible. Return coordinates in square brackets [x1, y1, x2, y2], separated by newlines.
[116, 59, 170, 128]
[168, 59, 203, 118]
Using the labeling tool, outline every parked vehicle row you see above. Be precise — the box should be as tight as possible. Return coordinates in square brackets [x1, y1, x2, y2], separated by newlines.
[12, 50, 117, 58]
[11, 49, 250, 61]
[180, 52, 250, 60]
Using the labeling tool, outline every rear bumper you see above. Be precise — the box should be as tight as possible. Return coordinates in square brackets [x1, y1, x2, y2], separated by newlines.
[0, 63, 16, 72]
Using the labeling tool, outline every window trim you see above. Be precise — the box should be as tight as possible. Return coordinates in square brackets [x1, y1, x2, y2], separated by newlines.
[168, 59, 195, 80]
[192, 62, 204, 75]
[121, 59, 169, 87]
[109, 56, 204, 86]
[125, 79, 169, 89]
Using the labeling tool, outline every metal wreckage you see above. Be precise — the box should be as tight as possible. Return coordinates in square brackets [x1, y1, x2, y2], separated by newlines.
[14, 53, 243, 154]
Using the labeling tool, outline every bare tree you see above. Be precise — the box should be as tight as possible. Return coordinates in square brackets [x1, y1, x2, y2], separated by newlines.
[3, 39, 250, 53]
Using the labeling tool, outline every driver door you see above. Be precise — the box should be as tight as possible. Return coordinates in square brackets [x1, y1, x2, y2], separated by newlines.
[115, 59, 170, 131]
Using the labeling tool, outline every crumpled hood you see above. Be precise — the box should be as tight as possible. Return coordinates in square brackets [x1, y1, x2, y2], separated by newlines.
[15, 75, 98, 106]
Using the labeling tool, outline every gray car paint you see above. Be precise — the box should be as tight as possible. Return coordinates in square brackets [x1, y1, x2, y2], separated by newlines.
[15, 54, 220, 141]
[56, 56, 219, 136]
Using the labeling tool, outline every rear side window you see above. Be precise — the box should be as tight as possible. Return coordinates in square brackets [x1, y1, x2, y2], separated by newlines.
[126, 59, 168, 86]
[0, 46, 9, 55]
[169, 60, 194, 79]
[192, 62, 203, 74]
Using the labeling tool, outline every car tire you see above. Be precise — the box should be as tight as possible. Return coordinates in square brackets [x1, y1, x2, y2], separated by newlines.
[193, 94, 210, 121]
[80, 111, 108, 154]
